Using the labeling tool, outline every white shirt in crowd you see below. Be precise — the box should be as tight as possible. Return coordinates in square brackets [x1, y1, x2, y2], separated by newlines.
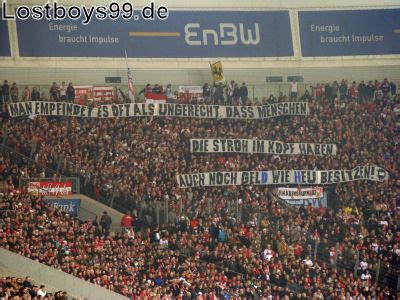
[371, 242, 379, 253]
[166, 87, 174, 99]
[290, 81, 298, 93]
[60, 83, 67, 97]
[360, 260, 368, 271]
[228, 82, 234, 96]
[262, 248, 273, 261]
[361, 272, 372, 280]
[160, 238, 169, 247]
[303, 257, 313, 267]
[37, 288, 47, 297]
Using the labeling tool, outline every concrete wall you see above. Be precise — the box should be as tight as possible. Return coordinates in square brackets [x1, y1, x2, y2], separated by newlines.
[1, 66, 399, 87]
[0, 248, 128, 300]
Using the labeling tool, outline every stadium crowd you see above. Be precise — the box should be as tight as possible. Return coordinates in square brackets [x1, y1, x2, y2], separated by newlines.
[0, 78, 399, 299]
[0, 275, 67, 299]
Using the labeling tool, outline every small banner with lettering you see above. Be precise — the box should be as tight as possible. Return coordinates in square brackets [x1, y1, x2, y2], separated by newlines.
[277, 187, 324, 199]
[276, 187, 327, 208]
[44, 198, 81, 216]
[28, 181, 72, 196]
[74, 85, 93, 105]
[93, 86, 115, 103]
[75, 86, 116, 104]
[178, 86, 204, 102]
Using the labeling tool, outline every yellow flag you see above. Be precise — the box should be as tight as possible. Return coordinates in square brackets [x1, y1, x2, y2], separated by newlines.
[210, 61, 225, 84]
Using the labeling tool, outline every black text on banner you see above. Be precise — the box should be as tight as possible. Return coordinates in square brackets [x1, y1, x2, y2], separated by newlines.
[176, 166, 389, 188]
[190, 139, 337, 156]
[7, 101, 309, 119]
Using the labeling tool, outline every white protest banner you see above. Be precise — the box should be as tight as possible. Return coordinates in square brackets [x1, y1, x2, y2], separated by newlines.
[7, 101, 309, 119]
[277, 187, 324, 200]
[176, 166, 388, 188]
[190, 139, 337, 156]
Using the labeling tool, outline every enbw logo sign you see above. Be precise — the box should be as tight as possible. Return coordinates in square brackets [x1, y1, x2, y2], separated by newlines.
[184, 23, 260, 46]
[17, 11, 293, 57]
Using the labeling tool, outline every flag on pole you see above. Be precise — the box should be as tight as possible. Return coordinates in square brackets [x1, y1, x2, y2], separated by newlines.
[127, 68, 135, 103]
[210, 61, 225, 85]
[125, 50, 135, 103]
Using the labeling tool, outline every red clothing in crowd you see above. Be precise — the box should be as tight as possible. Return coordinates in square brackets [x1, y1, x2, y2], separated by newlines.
[349, 86, 359, 98]
[315, 85, 323, 98]
[121, 214, 133, 228]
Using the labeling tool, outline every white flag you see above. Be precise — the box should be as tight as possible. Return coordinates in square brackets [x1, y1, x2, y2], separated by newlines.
[127, 68, 135, 103]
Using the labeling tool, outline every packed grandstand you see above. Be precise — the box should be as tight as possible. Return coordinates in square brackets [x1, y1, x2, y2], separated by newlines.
[0, 275, 67, 299]
[0, 78, 399, 299]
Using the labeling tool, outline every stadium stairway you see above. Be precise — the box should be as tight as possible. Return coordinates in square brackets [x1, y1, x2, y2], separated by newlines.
[0, 193, 126, 299]
[0, 248, 128, 300]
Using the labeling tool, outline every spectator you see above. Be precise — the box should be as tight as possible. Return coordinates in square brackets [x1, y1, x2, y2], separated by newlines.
[100, 211, 112, 235]
[339, 79, 347, 100]
[267, 94, 276, 103]
[10, 82, 18, 102]
[227, 80, 234, 105]
[60, 81, 67, 101]
[37, 285, 47, 297]
[22, 85, 31, 101]
[381, 78, 390, 96]
[22, 276, 32, 289]
[66, 82, 75, 102]
[358, 80, 367, 102]
[121, 212, 133, 230]
[366, 80, 375, 99]
[2, 80, 10, 102]
[232, 83, 241, 105]
[239, 82, 248, 104]
[348, 81, 359, 99]
[374, 79, 381, 92]
[389, 81, 397, 96]
[152, 84, 162, 94]
[203, 83, 211, 104]
[289, 79, 298, 100]
[49, 82, 59, 101]
[312, 83, 323, 100]
[165, 84, 174, 103]
[31, 87, 40, 101]
[331, 80, 339, 99]
[324, 82, 333, 102]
